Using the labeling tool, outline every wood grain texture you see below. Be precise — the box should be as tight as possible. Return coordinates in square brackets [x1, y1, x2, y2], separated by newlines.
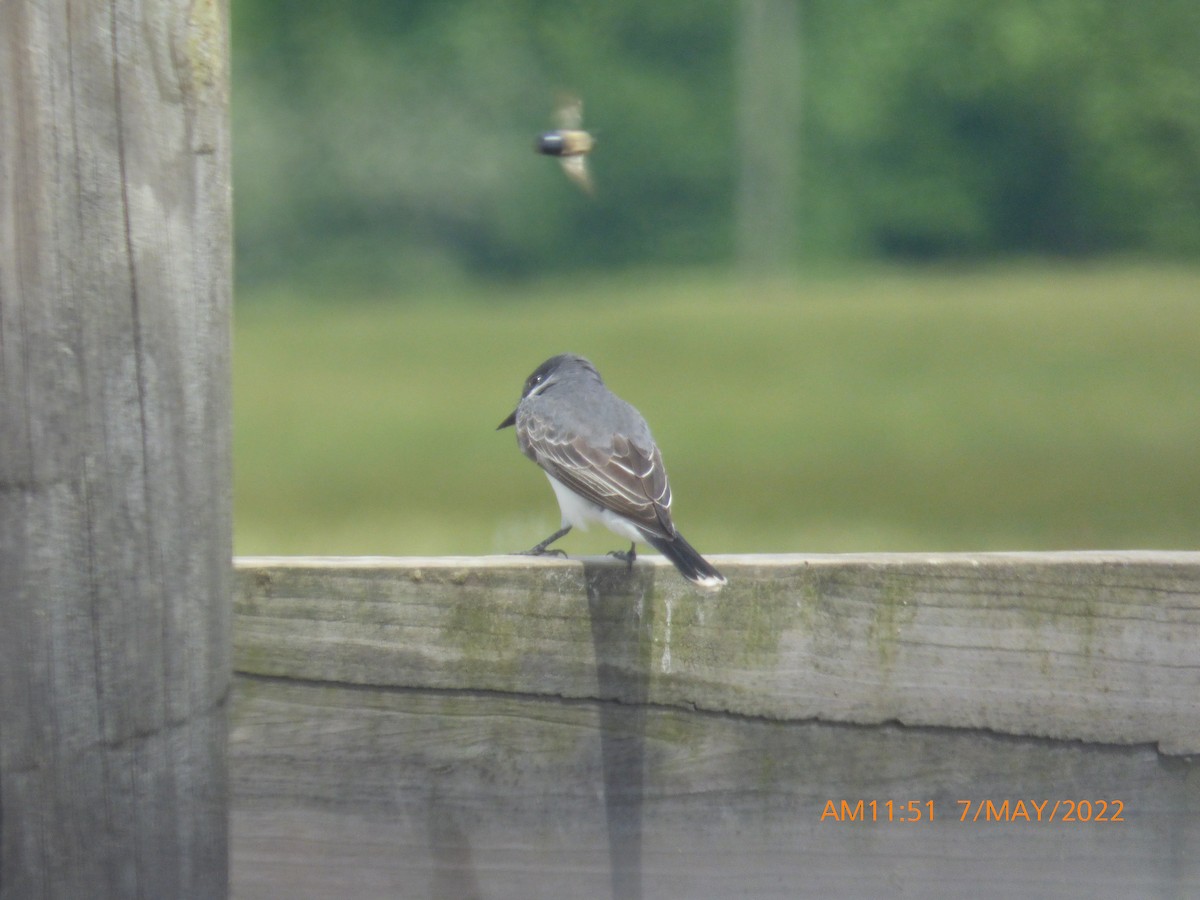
[234, 553, 1200, 753]
[231, 678, 1198, 900]
[0, 2, 231, 897]
[230, 554, 1199, 898]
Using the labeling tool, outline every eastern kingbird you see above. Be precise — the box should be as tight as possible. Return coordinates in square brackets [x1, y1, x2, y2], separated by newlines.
[498, 353, 725, 590]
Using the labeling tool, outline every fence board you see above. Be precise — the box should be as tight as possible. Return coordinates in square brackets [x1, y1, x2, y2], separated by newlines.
[231, 553, 1200, 899]
[234, 552, 1200, 752]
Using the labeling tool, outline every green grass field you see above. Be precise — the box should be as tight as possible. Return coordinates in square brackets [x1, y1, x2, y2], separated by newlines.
[234, 263, 1200, 558]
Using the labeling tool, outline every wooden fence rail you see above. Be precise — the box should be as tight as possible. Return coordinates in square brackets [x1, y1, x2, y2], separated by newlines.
[230, 552, 1200, 900]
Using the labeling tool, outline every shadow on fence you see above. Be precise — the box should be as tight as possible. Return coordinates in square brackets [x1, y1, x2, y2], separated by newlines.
[230, 553, 1200, 900]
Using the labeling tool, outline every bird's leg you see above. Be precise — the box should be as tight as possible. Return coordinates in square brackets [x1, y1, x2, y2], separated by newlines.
[607, 542, 637, 571]
[515, 525, 572, 558]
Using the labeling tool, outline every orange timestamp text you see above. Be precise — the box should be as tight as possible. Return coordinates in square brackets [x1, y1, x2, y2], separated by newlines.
[821, 799, 1125, 824]
[821, 800, 935, 823]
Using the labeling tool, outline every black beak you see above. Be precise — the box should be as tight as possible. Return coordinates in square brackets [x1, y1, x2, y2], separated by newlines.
[497, 409, 517, 430]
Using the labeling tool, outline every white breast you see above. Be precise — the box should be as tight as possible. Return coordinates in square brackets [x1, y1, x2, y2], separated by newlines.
[545, 473, 646, 544]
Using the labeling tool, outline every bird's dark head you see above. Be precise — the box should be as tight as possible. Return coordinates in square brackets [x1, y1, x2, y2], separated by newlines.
[521, 354, 599, 397]
[534, 132, 565, 157]
[497, 353, 599, 429]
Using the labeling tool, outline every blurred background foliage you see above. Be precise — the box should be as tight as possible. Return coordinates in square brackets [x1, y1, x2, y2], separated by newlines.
[233, 0, 1200, 290]
[231, 1, 1200, 557]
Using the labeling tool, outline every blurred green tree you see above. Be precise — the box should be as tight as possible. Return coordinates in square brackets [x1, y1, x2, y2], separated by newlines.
[802, 0, 1200, 258]
[232, 0, 1200, 292]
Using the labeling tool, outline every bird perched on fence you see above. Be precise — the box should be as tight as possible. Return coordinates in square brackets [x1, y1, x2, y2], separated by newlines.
[498, 353, 725, 590]
[534, 95, 595, 194]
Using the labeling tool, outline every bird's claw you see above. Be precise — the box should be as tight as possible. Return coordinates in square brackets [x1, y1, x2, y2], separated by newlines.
[607, 543, 637, 571]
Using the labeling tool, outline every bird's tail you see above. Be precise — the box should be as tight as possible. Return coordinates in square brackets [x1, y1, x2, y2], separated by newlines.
[645, 532, 726, 590]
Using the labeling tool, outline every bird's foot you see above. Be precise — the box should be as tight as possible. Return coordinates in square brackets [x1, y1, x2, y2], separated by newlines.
[607, 543, 637, 571]
[512, 525, 572, 558]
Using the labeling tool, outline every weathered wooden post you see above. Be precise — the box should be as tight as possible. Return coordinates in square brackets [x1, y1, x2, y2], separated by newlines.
[0, 1, 231, 897]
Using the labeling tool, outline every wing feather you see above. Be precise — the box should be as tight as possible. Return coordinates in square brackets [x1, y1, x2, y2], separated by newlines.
[559, 156, 593, 194]
[554, 96, 584, 130]
[519, 409, 674, 539]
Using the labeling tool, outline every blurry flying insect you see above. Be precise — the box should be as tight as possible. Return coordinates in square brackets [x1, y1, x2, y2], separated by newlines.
[535, 95, 595, 194]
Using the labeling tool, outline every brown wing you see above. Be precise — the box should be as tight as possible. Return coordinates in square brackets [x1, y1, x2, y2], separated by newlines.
[519, 409, 674, 539]
[559, 155, 593, 194]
